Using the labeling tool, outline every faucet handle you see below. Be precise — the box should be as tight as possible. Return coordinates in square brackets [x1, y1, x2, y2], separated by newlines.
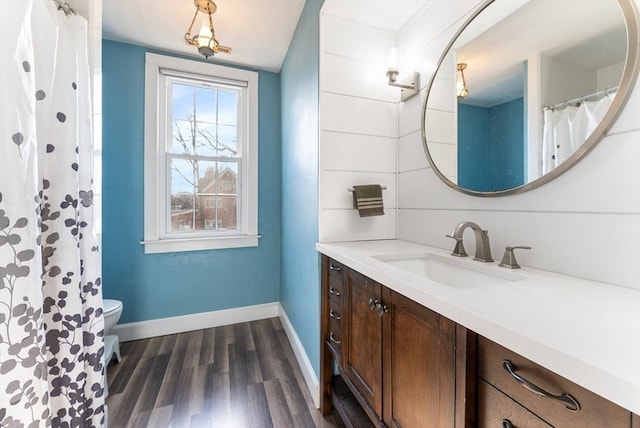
[499, 246, 531, 269]
[446, 234, 468, 257]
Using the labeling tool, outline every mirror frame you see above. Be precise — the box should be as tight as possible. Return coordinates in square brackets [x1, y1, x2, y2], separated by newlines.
[421, 0, 640, 197]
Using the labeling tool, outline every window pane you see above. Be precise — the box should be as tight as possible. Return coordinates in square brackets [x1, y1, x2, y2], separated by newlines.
[217, 91, 238, 156]
[217, 124, 238, 156]
[173, 119, 196, 155]
[170, 158, 196, 233]
[197, 161, 238, 231]
[196, 86, 216, 122]
[218, 90, 238, 126]
[172, 83, 196, 121]
[194, 122, 236, 158]
[170, 81, 239, 157]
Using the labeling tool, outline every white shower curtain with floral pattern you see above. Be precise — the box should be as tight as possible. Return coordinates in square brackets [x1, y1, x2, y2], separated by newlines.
[0, 1, 104, 427]
[541, 92, 614, 175]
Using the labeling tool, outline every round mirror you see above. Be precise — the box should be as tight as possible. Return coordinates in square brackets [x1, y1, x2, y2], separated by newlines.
[422, 0, 639, 196]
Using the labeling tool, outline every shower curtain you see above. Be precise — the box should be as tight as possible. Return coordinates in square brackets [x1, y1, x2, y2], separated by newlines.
[0, 1, 104, 427]
[541, 92, 614, 174]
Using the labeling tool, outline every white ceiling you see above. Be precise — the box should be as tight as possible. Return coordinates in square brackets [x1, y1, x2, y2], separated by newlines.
[102, 0, 306, 72]
[321, 0, 431, 32]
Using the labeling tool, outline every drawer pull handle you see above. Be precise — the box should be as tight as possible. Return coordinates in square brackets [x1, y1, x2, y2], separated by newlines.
[329, 332, 341, 344]
[502, 420, 513, 428]
[329, 286, 341, 297]
[502, 360, 580, 412]
[329, 264, 341, 272]
[368, 298, 378, 310]
[329, 309, 341, 320]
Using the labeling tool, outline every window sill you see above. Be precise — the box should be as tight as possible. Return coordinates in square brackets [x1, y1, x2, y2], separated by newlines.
[141, 234, 260, 254]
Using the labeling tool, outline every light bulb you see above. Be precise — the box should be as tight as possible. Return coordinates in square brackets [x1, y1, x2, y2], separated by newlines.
[387, 46, 399, 72]
[198, 20, 213, 47]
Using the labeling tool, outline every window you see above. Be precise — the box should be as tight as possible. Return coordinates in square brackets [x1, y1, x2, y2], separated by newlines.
[204, 219, 222, 230]
[143, 53, 258, 253]
[220, 180, 232, 191]
[178, 220, 192, 231]
[204, 198, 222, 208]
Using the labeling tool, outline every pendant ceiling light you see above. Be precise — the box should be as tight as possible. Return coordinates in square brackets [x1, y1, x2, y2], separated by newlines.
[185, 0, 231, 59]
[457, 63, 469, 100]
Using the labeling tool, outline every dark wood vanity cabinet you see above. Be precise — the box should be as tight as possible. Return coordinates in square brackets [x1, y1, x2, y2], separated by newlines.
[320, 255, 635, 428]
[321, 256, 471, 427]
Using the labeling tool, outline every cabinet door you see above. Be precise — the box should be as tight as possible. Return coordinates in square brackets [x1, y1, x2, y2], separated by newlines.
[342, 269, 383, 418]
[382, 289, 456, 428]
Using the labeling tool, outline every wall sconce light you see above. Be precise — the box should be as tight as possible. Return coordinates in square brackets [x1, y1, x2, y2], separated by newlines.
[457, 63, 469, 100]
[185, 0, 231, 59]
[386, 47, 420, 102]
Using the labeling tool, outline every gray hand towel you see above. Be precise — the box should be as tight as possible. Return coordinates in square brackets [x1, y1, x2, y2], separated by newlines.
[352, 185, 384, 217]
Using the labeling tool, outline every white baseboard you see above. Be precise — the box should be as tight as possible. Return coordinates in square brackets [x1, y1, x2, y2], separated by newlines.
[112, 302, 280, 342]
[278, 304, 320, 409]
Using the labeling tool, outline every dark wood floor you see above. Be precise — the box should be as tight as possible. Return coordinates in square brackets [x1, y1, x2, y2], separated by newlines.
[106, 317, 343, 428]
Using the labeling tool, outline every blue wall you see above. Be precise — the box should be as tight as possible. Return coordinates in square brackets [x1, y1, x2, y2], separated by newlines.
[489, 98, 525, 190]
[458, 104, 490, 191]
[458, 98, 524, 192]
[280, 0, 324, 377]
[101, 41, 281, 323]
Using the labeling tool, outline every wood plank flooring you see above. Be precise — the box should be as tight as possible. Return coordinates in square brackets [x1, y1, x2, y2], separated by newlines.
[106, 318, 343, 428]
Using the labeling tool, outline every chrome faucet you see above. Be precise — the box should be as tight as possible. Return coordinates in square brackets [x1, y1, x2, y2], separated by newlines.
[446, 221, 494, 262]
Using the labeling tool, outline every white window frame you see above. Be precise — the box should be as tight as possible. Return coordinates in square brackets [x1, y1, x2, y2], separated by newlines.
[142, 53, 259, 253]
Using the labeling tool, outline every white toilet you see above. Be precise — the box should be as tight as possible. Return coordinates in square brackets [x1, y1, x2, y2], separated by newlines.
[103, 299, 123, 365]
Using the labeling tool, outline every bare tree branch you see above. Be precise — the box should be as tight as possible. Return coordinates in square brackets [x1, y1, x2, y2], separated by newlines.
[196, 126, 237, 156]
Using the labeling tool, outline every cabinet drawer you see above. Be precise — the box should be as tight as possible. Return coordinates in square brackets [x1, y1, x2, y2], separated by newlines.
[327, 259, 344, 303]
[329, 299, 343, 325]
[477, 379, 551, 428]
[478, 336, 629, 428]
[328, 279, 343, 303]
[328, 259, 344, 281]
[327, 316, 342, 356]
[328, 296, 343, 357]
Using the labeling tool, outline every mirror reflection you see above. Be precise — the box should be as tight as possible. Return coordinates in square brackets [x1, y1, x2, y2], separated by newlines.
[423, 0, 628, 194]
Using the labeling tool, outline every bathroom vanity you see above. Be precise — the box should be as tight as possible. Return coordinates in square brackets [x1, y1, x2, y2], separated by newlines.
[317, 240, 640, 427]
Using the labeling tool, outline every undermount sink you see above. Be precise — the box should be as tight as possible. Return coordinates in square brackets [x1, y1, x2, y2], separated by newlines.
[373, 253, 526, 289]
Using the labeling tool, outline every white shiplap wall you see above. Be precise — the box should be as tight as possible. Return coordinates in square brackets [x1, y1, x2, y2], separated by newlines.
[317, 0, 640, 291]
[397, 0, 640, 291]
[319, 14, 398, 242]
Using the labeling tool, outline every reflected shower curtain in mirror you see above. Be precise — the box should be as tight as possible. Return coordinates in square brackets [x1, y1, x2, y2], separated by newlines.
[0, 1, 105, 426]
[541, 93, 614, 175]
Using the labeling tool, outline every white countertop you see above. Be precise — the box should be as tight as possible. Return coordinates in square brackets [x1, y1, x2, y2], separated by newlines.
[316, 239, 640, 415]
